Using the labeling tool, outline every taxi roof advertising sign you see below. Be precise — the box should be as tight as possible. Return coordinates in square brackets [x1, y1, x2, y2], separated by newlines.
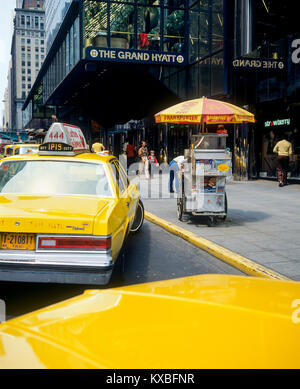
[40, 123, 89, 156]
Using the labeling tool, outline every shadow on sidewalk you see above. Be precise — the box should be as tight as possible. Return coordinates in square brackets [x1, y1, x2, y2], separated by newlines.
[183, 209, 271, 228]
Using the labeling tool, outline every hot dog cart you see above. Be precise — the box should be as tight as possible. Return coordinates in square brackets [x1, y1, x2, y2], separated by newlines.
[177, 133, 232, 226]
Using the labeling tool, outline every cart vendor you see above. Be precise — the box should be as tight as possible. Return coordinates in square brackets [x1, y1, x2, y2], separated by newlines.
[169, 155, 185, 193]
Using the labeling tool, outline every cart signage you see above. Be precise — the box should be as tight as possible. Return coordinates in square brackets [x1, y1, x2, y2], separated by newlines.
[217, 163, 230, 172]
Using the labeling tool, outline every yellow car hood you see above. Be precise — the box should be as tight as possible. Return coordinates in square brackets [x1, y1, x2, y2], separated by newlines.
[0, 274, 299, 369]
[0, 194, 113, 235]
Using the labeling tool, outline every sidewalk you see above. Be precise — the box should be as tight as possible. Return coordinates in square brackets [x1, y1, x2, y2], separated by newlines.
[134, 174, 300, 281]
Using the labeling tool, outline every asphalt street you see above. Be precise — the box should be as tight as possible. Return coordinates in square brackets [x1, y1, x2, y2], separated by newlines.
[0, 220, 244, 321]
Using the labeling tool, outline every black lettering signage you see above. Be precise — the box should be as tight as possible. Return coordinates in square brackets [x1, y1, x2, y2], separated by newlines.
[232, 58, 285, 71]
[86, 47, 186, 66]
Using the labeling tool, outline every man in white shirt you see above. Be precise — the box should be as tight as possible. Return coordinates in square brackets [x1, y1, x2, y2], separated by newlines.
[169, 155, 185, 193]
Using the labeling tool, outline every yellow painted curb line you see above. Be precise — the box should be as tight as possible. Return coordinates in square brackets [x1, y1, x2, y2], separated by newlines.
[145, 211, 289, 281]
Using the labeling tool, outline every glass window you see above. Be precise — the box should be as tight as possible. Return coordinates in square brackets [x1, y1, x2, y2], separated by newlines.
[0, 161, 113, 197]
[27, 39, 31, 44]
[111, 160, 128, 194]
[66, 31, 70, 72]
[74, 16, 80, 63]
[84, 1, 108, 49]
[69, 24, 74, 68]
[212, 8, 223, 52]
[110, 3, 135, 49]
[163, 8, 185, 52]
[137, 6, 160, 51]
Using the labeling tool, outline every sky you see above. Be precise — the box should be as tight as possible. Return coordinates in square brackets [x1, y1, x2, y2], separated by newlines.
[0, 0, 16, 125]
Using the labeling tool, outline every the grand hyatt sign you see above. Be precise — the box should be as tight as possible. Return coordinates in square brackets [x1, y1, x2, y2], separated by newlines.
[232, 58, 285, 70]
[86, 47, 186, 66]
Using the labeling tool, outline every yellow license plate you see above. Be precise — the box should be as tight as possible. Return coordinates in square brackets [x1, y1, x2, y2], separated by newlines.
[1, 233, 36, 250]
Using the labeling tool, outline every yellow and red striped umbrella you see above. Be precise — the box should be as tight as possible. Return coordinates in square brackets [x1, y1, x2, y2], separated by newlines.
[155, 97, 255, 125]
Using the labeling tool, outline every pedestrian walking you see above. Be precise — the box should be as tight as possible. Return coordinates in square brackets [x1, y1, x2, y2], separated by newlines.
[169, 155, 185, 193]
[126, 141, 136, 171]
[122, 138, 129, 155]
[148, 150, 159, 178]
[159, 142, 167, 163]
[138, 141, 150, 179]
[273, 134, 293, 187]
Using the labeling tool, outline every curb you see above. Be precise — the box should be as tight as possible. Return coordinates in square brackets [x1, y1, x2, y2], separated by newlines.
[145, 211, 289, 281]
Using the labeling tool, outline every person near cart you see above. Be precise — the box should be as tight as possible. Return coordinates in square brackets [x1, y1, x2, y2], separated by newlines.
[169, 155, 185, 193]
[126, 141, 136, 170]
[138, 141, 150, 179]
[273, 134, 293, 187]
[148, 150, 159, 178]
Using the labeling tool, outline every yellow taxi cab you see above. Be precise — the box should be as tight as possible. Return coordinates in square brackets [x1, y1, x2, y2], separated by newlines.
[13, 144, 39, 156]
[3, 145, 15, 158]
[0, 123, 144, 285]
[0, 274, 299, 368]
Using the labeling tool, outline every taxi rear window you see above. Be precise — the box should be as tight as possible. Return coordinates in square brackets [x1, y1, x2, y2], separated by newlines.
[0, 160, 113, 197]
[15, 146, 38, 155]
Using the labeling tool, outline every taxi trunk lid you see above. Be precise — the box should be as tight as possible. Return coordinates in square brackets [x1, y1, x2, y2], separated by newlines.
[0, 195, 112, 235]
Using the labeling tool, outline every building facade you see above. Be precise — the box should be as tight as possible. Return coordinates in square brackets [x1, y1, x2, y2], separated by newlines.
[23, 0, 300, 179]
[2, 88, 10, 130]
[10, 0, 45, 131]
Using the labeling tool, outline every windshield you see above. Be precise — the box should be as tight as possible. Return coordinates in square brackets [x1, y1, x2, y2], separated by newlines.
[0, 160, 113, 197]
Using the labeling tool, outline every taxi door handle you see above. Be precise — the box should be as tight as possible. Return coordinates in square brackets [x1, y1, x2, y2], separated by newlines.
[126, 202, 130, 207]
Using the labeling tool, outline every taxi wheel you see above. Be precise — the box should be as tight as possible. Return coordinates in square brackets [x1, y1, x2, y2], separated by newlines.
[130, 200, 144, 234]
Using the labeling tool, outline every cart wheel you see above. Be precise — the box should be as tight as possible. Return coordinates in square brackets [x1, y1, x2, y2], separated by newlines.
[220, 193, 228, 221]
[207, 216, 217, 227]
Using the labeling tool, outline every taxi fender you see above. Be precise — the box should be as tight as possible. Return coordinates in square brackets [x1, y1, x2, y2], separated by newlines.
[94, 200, 129, 262]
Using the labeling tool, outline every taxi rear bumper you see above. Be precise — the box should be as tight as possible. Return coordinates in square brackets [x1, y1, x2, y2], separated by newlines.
[0, 251, 113, 285]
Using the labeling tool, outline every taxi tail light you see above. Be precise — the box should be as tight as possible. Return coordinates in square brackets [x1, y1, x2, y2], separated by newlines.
[38, 237, 111, 250]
